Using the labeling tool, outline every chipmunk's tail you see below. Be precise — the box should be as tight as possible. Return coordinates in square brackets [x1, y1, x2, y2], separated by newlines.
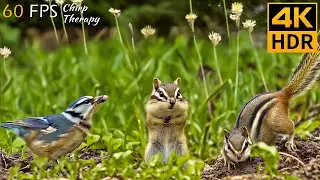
[283, 33, 320, 98]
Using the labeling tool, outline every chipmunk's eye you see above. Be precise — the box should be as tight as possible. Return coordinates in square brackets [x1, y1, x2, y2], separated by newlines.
[176, 91, 181, 98]
[158, 90, 166, 99]
[244, 141, 250, 149]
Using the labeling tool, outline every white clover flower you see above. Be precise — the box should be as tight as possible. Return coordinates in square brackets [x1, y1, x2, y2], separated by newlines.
[109, 8, 121, 17]
[230, 2, 243, 27]
[208, 32, 222, 46]
[141, 25, 156, 39]
[229, 14, 239, 21]
[55, 0, 64, 6]
[71, 0, 83, 7]
[185, 13, 198, 24]
[231, 2, 243, 15]
[243, 20, 256, 32]
[0, 46, 11, 59]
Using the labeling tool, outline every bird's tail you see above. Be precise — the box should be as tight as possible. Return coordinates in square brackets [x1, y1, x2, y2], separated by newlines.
[0, 122, 28, 137]
[282, 33, 320, 98]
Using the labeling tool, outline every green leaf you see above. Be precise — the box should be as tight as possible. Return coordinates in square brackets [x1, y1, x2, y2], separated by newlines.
[126, 141, 141, 150]
[86, 134, 101, 146]
[102, 133, 113, 144]
[111, 138, 124, 151]
[251, 142, 279, 176]
[113, 150, 133, 159]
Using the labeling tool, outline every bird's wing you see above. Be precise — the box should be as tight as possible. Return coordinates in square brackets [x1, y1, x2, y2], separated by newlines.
[37, 114, 77, 141]
[43, 114, 75, 131]
[22, 117, 51, 128]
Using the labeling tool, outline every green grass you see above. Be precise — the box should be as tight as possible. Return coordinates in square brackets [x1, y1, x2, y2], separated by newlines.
[0, 31, 319, 179]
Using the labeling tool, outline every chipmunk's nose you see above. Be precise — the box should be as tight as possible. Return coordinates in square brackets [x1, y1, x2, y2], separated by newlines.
[169, 98, 176, 106]
[237, 154, 242, 160]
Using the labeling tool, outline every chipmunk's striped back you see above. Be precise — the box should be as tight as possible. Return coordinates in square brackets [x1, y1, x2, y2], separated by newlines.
[234, 92, 278, 142]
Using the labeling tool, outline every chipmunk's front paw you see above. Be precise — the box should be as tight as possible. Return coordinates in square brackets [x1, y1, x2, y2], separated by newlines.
[222, 150, 237, 171]
[228, 161, 237, 171]
[224, 160, 237, 171]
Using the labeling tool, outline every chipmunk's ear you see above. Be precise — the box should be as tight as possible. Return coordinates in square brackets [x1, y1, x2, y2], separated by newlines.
[224, 129, 230, 140]
[241, 126, 249, 138]
[242, 126, 253, 144]
[174, 78, 181, 86]
[153, 78, 161, 90]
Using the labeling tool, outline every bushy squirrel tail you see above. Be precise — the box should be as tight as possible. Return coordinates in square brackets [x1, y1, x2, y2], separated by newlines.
[283, 32, 320, 98]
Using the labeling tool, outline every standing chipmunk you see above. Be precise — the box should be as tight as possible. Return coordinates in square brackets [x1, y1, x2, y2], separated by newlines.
[145, 78, 189, 163]
[222, 34, 320, 169]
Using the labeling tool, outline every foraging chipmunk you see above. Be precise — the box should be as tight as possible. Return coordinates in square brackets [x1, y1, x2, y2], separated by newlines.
[145, 78, 189, 163]
[222, 34, 320, 169]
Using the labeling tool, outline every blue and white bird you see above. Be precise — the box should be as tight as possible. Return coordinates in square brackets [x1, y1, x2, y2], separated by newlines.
[0, 95, 108, 160]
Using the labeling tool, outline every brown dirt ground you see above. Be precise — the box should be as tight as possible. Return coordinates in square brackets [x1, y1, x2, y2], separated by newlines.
[0, 149, 108, 179]
[201, 127, 320, 180]
[1, 128, 319, 179]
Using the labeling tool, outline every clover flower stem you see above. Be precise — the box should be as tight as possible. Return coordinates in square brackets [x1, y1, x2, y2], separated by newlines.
[188, 1, 208, 101]
[249, 32, 268, 91]
[114, 16, 124, 44]
[188, 0, 208, 100]
[234, 25, 240, 103]
[194, 23, 212, 159]
[114, 16, 134, 72]
[189, 0, 209, 101]
[80, 11, 88, 55]
[189, 0, 212, 158]
[59, 6, 69, 43]
[189, 0, 193, 14]
[1, 58, 12, 93]
[213, 45, 223, 84]
[193, 34, 209, 103]
[48, 1, 59, 43]
[3, 58, 9, 79]
[223, 0, 230, 42]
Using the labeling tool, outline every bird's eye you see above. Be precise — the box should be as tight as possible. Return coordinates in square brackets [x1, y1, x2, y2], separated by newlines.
[84, 100, 90, 104]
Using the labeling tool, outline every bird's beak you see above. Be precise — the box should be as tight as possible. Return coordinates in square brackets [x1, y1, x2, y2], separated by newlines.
[93, 95, 108, 105]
